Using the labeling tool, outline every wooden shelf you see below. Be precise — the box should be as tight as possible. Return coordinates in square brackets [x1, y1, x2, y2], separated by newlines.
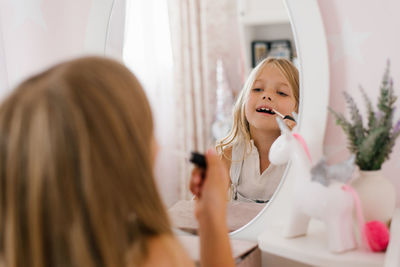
[258, 220, 385, 267]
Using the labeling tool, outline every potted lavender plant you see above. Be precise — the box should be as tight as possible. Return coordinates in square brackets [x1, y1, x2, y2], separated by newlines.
[329, 61, 398, 223]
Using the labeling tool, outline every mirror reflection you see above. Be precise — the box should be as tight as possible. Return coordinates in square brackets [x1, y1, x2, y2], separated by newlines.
[123, 0, 299, 233]
[218, 57, 299, 203]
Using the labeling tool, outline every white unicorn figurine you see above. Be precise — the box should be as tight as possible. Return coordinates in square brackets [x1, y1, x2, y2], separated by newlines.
[269, 117, 356, 253]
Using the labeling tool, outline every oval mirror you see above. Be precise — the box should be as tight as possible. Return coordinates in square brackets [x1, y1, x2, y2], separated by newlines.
[231, 0, 329, 240]
[121, 0, 328, 239]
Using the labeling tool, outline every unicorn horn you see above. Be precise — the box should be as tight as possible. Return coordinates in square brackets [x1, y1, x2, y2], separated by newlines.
[292, 111, 299, 123]
[276, 117, 290, 134]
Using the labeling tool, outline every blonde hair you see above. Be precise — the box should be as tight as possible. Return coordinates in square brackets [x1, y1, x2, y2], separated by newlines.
[216, 57, 299, 158]
[0, 57, 171, 267]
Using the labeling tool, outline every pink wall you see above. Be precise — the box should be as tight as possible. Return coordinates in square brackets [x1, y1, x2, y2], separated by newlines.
[0, 0, 125, 92]
[0, 0, 92, 90]
[318, 0, 400, 206]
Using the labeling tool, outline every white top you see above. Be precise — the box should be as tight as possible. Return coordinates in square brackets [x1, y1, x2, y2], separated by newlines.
[230, 140, 286, 203]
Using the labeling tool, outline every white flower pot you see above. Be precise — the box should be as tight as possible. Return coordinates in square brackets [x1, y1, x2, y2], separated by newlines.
[351, 170, 396, 223]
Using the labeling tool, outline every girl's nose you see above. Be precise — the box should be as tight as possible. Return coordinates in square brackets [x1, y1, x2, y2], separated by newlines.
[262, 96, 272, 101]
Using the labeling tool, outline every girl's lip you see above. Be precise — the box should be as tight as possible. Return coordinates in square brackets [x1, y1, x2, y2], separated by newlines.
[256, 111, 275, 116]
[255, 105, 276, 116]
[256, 104, 274, 110]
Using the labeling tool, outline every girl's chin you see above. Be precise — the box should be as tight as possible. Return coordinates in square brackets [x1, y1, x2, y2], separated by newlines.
[251, 124, 280, 132]
[246, 117, 280, 131]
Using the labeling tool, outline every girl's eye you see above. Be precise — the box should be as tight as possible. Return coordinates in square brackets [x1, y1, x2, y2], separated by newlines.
[252, 88, 263, 92]
[277, 91, 288, 96]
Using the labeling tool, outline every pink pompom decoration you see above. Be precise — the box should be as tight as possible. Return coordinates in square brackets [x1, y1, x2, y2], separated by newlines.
[364, 221, 390, 252]
[341, 185, 391, 253]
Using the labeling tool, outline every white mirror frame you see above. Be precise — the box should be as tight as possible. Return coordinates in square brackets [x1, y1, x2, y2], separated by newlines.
[84, 0, 126, 60]
[230, 0, 329, 241]
[87, 0, 329, 242]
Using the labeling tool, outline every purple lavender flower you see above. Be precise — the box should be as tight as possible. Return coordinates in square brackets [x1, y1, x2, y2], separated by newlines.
[330, 60, 398, 170]
[393, 119, 400, 134]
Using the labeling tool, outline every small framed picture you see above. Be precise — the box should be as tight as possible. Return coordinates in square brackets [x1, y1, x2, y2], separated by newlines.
[251, 40, 292, 67]
[251, 41, 269, 67]
[268, 40, 292, 60]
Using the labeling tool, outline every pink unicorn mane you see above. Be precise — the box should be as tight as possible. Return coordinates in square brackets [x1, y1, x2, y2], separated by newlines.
[292, 133, 312, 163]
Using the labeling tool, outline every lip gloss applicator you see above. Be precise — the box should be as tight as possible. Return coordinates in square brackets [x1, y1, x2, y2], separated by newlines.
[169, 150, 207, 169]
[169, 150, 207, 182]
[272, 108, 295, 122]
[189, 152, 207, 169]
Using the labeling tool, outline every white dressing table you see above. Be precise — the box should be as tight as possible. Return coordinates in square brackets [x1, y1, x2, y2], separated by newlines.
[258, 208, 400, 267]
[168, 200, 264, 234]
[259, 221, 384, 267]
[177, 234, 261, 267]
[169, 200, 264, 266]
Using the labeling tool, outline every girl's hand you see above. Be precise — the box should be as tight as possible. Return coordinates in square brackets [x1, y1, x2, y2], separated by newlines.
[190, 149, 235, 267]
[284, 117, 297, 130]
[189, 167, 203, 198]
[189, 149, 230, 221]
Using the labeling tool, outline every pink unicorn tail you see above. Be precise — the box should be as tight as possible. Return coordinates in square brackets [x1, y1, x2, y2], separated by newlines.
[341, 184, 368, 249]
[341, 184, 390, 252]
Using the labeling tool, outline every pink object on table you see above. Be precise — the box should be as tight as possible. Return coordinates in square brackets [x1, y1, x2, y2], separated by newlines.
[342, 185, 390, 252]
[365, 221, 390, 252]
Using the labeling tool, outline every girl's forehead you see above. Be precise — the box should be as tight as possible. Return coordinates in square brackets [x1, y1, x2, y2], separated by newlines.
[255, 65, 289, 84]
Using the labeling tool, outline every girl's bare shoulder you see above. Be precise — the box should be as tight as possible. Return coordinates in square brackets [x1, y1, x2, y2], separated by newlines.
[142, 234, 194, 267]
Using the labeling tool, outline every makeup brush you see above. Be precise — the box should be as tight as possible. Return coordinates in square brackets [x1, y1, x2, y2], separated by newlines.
[272, 108, 295, 122]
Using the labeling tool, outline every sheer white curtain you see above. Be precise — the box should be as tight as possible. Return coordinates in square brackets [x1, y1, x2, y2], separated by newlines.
[167, 0, 211, 201]
[124, 0, 212, 203]
[123, 0, 173, 97]
[123, 0, 181, 205]
[124, 0, 243, 204]
[167, 0, 244, 201]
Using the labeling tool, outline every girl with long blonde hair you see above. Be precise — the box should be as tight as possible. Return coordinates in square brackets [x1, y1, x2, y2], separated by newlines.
[217, 57, 299, 203]
[0, 57, 233, 267]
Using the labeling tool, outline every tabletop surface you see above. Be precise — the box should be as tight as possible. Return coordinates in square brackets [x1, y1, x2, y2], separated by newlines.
[258, 219, 386, 267]
[168, 200, 265, 234]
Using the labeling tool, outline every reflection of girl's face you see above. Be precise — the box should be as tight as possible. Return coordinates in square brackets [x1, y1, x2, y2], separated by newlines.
[245, 64, 297, 132]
